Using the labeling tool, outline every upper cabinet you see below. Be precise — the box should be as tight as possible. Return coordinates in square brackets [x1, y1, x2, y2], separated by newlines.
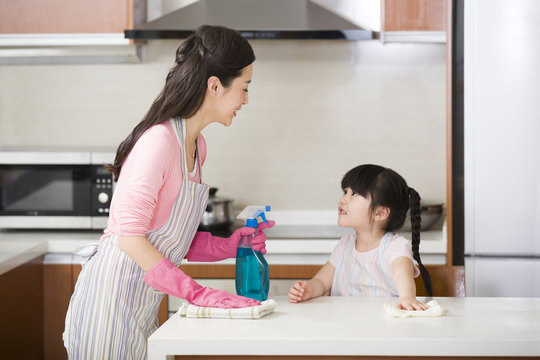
[0, 0, 145, 64]
[382, 0, 447, 42]
[313, 0, 447, 43]
[0, 0, 132, 34]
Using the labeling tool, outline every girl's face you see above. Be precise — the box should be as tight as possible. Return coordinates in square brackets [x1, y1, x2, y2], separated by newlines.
[337, 188, 373, 230]
[214, 64, 253, 126]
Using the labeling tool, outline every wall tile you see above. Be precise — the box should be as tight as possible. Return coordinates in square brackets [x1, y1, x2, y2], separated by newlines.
[0, 39, 446, 212]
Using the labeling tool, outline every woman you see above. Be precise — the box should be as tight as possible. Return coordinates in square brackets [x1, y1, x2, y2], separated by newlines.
[63, 25, 273, 359]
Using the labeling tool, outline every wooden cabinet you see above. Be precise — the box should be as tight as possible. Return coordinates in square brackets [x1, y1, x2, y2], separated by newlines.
[0, 256, 44, 360]
[180, 264, 464, 297]
[383, 0, 447, 31]
[381, 0, 447, 42]
[180, 264, 321, 280]
[43, 264, 73, 360]
[0, 0, 134, 34]
[0, 0, 144, 63]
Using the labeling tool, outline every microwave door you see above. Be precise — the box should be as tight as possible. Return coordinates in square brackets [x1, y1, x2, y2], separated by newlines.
[0, 164, 93, 228]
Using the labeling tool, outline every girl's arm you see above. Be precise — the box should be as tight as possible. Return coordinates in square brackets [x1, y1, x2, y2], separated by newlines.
[288, 261, 335, 303]
[391, 257, 429, 310]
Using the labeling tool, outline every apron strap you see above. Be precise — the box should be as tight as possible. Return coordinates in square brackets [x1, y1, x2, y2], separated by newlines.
[170, 118, 189, 177]
[378, 232, 390, 257]
[195, 137, 202, 180]
[170, 118, 203, 182]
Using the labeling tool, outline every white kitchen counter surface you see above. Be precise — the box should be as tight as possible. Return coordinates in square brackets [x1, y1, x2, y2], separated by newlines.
[0, 227, 446, 275]
[0, 231, 99, 275]
[149, 296, 540, 359]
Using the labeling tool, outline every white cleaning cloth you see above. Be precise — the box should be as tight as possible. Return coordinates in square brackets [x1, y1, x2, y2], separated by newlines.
[384, 300, 445, 318]
[178, 299, 277, 319]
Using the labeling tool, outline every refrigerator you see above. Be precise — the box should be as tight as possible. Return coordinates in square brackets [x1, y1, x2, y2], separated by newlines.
[463, 0, 540, 297]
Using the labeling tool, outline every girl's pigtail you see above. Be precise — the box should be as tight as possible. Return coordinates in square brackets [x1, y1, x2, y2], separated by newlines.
[408, 187, 433, 297]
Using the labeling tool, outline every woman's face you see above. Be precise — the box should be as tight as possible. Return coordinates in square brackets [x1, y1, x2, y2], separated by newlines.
[214, 64, 253, 126]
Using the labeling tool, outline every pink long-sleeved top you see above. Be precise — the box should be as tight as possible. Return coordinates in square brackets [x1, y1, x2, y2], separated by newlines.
[101, 120, 206, 241]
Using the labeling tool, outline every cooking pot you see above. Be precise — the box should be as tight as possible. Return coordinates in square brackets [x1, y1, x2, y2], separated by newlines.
[198, 187, 235, 230]
[400, 204, 444, 231]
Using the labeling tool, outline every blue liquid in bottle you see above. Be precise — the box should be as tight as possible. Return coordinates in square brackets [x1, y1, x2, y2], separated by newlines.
[235, 235, 269, 301]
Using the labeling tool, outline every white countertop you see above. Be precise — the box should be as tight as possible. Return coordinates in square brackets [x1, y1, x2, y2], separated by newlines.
[149, 296, 540, 359]
[0, 231, 100, 274]
[0, 227, 446, 275]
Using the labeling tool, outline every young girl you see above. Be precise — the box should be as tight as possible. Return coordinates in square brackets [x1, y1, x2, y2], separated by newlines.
[288, 164, 432, 310]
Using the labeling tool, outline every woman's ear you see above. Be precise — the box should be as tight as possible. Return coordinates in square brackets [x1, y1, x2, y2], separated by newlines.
[373, 206, 390, 221]
[207, 76, 221, 96]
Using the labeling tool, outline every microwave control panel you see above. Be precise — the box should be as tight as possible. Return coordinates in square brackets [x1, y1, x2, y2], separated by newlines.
[91, 165, 114, 216]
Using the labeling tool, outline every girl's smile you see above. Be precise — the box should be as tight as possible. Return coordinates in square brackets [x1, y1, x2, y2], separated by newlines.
[337, 187, 387, 246]
[337, 188, 371, 229]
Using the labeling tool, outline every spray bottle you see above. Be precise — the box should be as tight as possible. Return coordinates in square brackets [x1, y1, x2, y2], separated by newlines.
[235, 205, 271, 301]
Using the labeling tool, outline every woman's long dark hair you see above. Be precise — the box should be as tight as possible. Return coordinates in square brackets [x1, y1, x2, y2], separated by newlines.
[107, 25, 255, 181]
[341, 164, 433, 297]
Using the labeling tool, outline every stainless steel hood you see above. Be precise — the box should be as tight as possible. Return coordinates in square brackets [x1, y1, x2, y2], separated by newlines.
[125, 0, 374, 40]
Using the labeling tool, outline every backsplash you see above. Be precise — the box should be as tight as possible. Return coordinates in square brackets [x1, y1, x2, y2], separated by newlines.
[0, 39, 446, 212]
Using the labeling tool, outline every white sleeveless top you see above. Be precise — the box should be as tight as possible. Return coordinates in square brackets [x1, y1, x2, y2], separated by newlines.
[329, 232, 420, 297]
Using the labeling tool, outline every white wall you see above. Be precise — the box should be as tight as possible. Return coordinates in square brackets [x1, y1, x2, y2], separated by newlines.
[0, 39, 446, 212]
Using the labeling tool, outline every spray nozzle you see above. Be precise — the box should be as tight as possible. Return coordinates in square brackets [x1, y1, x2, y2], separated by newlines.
[237, 205, 271, 228]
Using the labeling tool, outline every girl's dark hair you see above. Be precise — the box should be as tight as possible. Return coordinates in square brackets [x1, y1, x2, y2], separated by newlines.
[107, 25, 255, 180]
[341, 164, 433, 297]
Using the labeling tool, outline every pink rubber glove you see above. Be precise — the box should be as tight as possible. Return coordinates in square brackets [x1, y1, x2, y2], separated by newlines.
[251, 220, 275, 254]
[185, 220, 275, 262]
[144, 258, 260, 308]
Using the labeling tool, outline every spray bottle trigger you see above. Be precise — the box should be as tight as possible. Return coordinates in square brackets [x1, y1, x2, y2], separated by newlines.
[258, 212, 268, 225]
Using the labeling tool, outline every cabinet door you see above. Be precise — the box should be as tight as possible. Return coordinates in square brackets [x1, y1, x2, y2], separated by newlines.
[44, 264, 73, 360]
[383, 0, 447, 31]
[0, 0, 132, 33]
[0, 257, 43, 360]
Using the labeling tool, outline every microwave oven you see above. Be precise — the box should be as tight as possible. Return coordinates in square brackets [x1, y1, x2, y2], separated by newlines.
[0, 149, 115, 230]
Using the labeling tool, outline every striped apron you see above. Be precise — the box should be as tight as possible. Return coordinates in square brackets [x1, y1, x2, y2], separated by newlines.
[63, 118, 209, 359]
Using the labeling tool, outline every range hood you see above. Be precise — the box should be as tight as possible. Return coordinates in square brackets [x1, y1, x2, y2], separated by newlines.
[125, 0, 374, 40]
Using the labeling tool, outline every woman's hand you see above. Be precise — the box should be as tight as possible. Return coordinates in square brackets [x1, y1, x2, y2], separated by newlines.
[185, 220, 275, 262]
[288, 280, 313, 303]
[251, 220, 275, 254]
[397, 297, 430, 311]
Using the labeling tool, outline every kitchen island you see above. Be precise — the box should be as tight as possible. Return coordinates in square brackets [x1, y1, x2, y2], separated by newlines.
[148, 296, 540, 359]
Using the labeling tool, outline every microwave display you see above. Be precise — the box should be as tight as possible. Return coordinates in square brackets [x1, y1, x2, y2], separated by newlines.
[0, 165, 97, 216]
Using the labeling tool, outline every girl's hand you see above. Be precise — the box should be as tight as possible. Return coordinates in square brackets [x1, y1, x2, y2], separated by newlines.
[288, 280, 312, 303]
[397, 297, 430, 311]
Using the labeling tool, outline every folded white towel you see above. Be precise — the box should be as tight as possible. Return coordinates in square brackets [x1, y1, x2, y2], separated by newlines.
[383, 300, 445, 318]
[178, 299, 277, 319]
